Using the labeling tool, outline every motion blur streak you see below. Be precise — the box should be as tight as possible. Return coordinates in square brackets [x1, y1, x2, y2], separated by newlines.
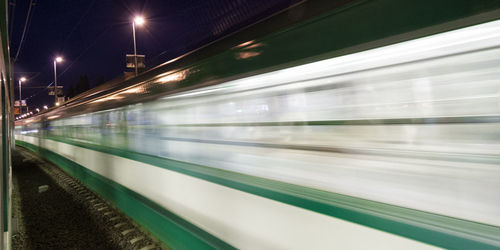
[24, 19, 500, 230]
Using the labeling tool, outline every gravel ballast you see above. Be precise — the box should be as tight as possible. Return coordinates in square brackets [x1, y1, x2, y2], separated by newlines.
[12, 147, 166, 250]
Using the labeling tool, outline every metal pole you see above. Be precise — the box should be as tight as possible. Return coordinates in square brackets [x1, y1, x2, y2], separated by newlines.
[18, 79, 22, 114]
[132, 21, 138, 76]
[54, 60, 57, 105]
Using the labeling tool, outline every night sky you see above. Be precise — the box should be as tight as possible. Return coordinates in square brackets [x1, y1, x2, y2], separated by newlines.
[9, 0, 299, 109]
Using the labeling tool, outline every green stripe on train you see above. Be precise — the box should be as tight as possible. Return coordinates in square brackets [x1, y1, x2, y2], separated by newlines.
[16, 136, 500, 249]
[16, 140, 235, 250]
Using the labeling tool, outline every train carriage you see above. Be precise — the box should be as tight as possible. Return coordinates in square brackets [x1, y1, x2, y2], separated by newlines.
[15, 1, 500, 249]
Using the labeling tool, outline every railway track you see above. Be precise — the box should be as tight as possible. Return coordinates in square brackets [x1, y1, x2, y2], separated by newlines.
[12, 146, 166, 250]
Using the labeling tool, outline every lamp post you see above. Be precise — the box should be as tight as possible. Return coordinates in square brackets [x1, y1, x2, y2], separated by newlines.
[18, 77, 26, 113]
[132, 16, 145, 76]
[53, 56, 63, 105]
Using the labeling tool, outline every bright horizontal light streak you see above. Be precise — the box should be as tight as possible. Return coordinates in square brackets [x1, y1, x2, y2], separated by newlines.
[161, 19, 500, 102]
[151, 19, 500, 227]
[91, 95, 124, 103]
[20, 129, 38, 134]
[236, 51, 260, 59]
[236, 40, 255, 48]
[156, 70, 187, 84]
[121, 87, 143, 94]
[166, 87, 220, 100]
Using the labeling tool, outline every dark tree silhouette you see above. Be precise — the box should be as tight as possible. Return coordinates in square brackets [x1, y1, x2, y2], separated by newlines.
[75, 75, 90, 95]
[96, 75, 105, 86]
[66, 85, 75, 98]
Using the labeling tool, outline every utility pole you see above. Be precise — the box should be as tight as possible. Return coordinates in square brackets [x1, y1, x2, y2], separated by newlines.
[53, 57, 63, 105]
[18, 77, 26, 113]
[132, 16, 145, 76]
[53, 60, 57, 104]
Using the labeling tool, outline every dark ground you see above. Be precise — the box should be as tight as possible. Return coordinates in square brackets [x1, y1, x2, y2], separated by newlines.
[11, 147, 164, 250]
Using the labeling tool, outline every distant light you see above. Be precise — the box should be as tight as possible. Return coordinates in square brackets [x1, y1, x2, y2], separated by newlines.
[20, 77, 26, 82]
[55, 57, 63, 63]
[236, 51, 260, 60]
[236, 40, 255, 48]
[157, 70, 187, 84]
[134, 16, 145, 25]
[90, 95, 124, 103]
[55, 102, 60, 106]
[36, 108, 40, 112]
[43, 105, 48, 110]
[121, 87, 142, 94]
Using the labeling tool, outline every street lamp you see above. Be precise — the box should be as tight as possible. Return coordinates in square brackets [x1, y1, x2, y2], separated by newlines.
[132, 16, 145, 76]
[43, 105, 48, 110]
[18, 77, 26, 113]
[54, 56, 63, 105]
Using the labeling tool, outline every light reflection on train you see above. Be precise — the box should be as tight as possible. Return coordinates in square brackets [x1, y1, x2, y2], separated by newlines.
[21, 19, 500, 226]
[16, 18, 500, 249]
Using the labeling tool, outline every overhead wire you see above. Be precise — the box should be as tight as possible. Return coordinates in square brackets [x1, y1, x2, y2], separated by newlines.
[24, 0, 211, 103]
[23, 0, 101, 101]
[25, 1, 146, 102]
[8, 0, 16, 39]
[24, 24, 116, 101]
[13, 0, 35, 62]
[61, 0, 96, 54]
[23, 0, 201, 102]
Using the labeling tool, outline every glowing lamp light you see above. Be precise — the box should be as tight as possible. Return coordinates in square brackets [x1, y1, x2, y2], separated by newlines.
[43, 105, 48, 110]
[134, 16, 145, 25]
[20, 77, 26, 82]
[55, 57, 63, 63]
[55, 102, 60, 106]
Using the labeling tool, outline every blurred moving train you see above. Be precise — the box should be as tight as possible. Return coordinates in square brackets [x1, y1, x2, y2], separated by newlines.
[14, 1, 500, 249]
